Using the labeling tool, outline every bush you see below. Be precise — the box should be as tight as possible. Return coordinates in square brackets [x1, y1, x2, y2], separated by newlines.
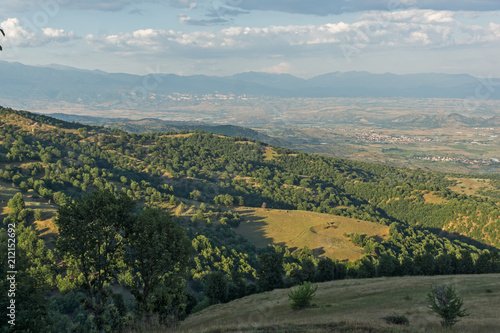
[382, 313, 409, 326]
[34, 209, 42, 221]
[288, 281, 318, 310]
[427, 285, 468, 327]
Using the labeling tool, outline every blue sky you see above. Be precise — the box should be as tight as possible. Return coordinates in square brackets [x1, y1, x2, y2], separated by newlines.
[1, 0, 499, 78]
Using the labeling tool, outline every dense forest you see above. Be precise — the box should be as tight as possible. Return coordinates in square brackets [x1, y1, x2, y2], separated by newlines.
[1, 106, 499, 332]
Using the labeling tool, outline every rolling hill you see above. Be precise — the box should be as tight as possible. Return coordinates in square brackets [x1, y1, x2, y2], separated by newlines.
[1, 106, 499, 331]
[179, 274, 500, 333]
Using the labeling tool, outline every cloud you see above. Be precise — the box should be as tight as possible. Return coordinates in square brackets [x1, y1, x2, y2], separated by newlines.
[0, 0, 157, 13]
[258, 62, 294, 74]
[172, 0, 249, 26]
[232, 0, 500, 16]
[169, 0, 500, 18]
[0, 18, 79, 47]
[178, 14, 229, 26]
[406, 31, 431, 44]
[129, 8, 143, 15]
[83, 9, 500, 60]
[4, 0, 500, 16]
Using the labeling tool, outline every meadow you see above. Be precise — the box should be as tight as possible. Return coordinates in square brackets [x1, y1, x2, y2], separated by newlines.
[234, 207, 389, 262]
[180, 274, 500, 333]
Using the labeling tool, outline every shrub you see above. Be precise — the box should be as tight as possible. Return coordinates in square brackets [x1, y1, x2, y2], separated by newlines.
[382, 313, 409, 326]
[34, 209, 42, 221]
[427, 285, 469, 327]
[288, 281, 318, 310]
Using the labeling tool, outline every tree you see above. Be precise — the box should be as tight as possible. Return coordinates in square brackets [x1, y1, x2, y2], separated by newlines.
[0, 28, 4, 51]
[413, 253, 435, 276]
[475, 251, 493, 274]
[427, 285, 468, 327]
[377, 254, 398, 277]
[55, 190, 135, 330]
[456, 250, 474, 274]
[288, 281, 318, 310]
[317, 258, 335, 282]
[1, 211, 54, 332]
[7, 192, 25, 212]
[189, 190, 202, 201]
[34, 209, 42, 221]
[434, 253, 455, 275]
[205, 271, 228, 304]
[123, 207, 191, 314]
[291, 258, 316, 283]
[257, 252, 284, 291]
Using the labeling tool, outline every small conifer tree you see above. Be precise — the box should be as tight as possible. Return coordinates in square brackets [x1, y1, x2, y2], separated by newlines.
[427, 285, 468, 327]
[288, 281, 318, 310]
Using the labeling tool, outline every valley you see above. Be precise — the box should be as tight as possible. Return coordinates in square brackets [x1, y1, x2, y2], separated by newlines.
[37, 96, 500, 175]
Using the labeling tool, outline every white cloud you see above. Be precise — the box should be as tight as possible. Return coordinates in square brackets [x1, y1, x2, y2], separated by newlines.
[490, 23, 500, 37]
[0, 18, 36, 46]
[0, 18, 78, 47]
[406, 31, 431, 44]
[171, 0, 500, 18]
[80, 10, 500, 61]
[258, 62, 294, 74]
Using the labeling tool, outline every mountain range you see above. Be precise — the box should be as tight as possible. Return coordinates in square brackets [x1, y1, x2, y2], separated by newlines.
[1, 61, 498, 111]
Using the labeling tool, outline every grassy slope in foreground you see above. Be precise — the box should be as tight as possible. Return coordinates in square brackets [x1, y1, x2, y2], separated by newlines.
[179, 274, 500, 333]
[234, 207, 389, 261]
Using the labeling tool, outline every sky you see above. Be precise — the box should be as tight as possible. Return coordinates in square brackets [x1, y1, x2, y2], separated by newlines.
[1, 0, 500, 78]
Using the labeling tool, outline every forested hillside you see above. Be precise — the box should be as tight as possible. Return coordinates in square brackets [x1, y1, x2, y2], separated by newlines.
[1, 106, 499, 331]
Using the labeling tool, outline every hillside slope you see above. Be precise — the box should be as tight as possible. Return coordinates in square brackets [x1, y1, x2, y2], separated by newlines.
[180, 274, 500, 333]
[1, 106, 500, 331]
[234, 207, 389, 261]
[1, 106, 498, 253]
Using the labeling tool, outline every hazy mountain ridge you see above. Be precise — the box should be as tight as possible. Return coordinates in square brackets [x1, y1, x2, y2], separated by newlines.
[1, 61, 498, 110]
[390, 112, 500, 127]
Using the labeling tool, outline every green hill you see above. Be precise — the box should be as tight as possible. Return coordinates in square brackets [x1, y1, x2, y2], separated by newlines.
[180, 274, 500, 333]
[1, 106, 499, 331]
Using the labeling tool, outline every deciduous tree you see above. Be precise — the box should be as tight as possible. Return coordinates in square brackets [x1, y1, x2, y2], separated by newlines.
[123, 207, 191, 313]
[55, 190, 135, 330]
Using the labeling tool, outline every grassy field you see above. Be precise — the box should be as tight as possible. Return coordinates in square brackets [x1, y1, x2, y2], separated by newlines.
[0, 179, 58, 245]
[448, 177, 495, 196]
[234, 208, 389, 261]
[179, 274, 500, 333]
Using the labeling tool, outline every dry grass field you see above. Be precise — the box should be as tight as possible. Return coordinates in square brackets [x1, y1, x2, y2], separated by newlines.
[234, 208, 389, 261]
[0, 179, 58, 245]
[448, 177, 495, 196]
[179, 274, 500, 333]
[422, 192, 448, 204]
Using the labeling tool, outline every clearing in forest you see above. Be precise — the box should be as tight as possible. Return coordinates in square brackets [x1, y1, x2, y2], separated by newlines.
[234, 207, 389, 261]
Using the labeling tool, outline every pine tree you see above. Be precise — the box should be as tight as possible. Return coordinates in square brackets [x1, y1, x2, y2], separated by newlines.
[427, 285, 468, 327]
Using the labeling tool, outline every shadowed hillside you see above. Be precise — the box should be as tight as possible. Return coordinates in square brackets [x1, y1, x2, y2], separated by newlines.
[180, 274, 500, 333]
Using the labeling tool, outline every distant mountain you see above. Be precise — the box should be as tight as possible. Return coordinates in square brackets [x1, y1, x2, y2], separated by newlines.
[1, 61, 499, 111]
[390, 113, 500, 128]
